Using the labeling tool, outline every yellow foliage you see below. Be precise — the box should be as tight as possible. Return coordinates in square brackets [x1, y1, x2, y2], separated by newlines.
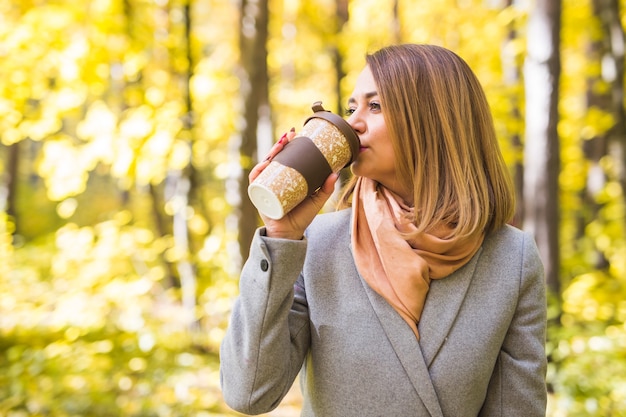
[563, 270, 625, 323]
[38, 136, 91, 200]
[1, 0, 626, 415]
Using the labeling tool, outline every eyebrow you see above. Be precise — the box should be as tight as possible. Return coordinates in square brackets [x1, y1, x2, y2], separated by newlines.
[347, 91, 379, 104]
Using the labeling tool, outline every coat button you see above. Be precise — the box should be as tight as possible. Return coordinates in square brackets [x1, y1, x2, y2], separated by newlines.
[260, 259, 269, 271]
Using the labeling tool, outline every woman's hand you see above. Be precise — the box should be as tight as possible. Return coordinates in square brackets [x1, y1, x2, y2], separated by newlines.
[249, 129, 340, 240]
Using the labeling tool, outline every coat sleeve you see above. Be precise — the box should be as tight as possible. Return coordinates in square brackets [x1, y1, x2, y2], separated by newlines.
[479, 231, 548, 416]
[219, 228, 311, 415]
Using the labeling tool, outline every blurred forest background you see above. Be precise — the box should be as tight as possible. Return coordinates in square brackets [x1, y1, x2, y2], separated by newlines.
[1, 0, 625, 415]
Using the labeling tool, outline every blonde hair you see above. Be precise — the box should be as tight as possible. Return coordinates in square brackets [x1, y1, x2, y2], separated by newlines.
[339, 44, 514, 238]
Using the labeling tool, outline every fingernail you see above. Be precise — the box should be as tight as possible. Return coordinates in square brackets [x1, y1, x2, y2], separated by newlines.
[290, 127, 295, 132]
[278, 133, 287, 144]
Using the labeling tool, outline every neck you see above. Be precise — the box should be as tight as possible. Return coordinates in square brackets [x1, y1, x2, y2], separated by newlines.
[383, 181, 413, 207]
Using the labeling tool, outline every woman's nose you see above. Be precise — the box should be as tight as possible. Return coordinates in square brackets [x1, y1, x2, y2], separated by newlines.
[347, 113, 365, 134]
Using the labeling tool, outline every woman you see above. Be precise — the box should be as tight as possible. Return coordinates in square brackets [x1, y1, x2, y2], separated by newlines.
[220, 44, 547, 417]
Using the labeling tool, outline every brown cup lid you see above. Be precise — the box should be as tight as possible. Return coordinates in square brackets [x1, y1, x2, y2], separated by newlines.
[304, 101, 361, 166]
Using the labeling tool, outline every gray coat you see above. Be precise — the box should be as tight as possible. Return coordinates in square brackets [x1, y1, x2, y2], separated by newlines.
[220, 208, 547, 416]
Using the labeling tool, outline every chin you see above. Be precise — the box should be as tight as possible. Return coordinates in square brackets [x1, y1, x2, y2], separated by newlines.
[349, 163, 365, 178]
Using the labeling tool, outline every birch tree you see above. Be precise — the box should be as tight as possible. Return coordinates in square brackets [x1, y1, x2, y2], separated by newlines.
[523, 0, 562, 294]
[233, 0, 270, 263]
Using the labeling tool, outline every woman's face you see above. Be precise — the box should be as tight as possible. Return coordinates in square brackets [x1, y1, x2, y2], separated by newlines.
[347, 66, 407, 200]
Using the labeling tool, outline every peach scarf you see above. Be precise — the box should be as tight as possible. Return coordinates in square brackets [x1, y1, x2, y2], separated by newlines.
[351, 177, 484, 339]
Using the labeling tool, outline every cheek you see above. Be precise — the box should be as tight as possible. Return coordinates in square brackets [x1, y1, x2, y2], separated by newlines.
[380, 142, 397, 166]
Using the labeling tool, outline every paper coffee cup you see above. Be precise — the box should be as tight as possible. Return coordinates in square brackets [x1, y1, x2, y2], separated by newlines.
[248, 102, 360, 219]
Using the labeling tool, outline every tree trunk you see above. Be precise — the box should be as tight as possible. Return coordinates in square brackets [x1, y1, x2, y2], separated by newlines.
[235, 0, 270, 264]
[3, 142, 20, 236]
[501, 0, 524, 227]
[333, 0, 349, 116]
[576, 0, 623, 269]
[149, 183, 178, 288]
[392, 0, 401, 43]
[332, 0, 353, 194]
[595, 0, 626, 222]
[523, 0, 562, 295]
[173, 0, 198, 328]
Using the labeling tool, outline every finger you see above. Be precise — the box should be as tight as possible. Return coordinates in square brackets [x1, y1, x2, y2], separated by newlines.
[262, 131, 290, 162]
[319, 172, 340, 195]
[309, 173, 340, 207]
[249, 159, 271, 183]
[252, 129, 296, 183]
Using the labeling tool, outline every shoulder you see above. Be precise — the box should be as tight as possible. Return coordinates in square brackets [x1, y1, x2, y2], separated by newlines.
[480, 224, 544, 281]
[483, 224, 538, 255]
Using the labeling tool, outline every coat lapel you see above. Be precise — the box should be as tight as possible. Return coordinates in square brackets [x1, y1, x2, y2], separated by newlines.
[418, 247, 482, 367]
[347, 211, 482, 416]
[359, 274, 445, 417]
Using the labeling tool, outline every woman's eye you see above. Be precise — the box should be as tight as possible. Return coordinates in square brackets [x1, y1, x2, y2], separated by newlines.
[369, 102, 381, 111]
[344, 107, 356, 116]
